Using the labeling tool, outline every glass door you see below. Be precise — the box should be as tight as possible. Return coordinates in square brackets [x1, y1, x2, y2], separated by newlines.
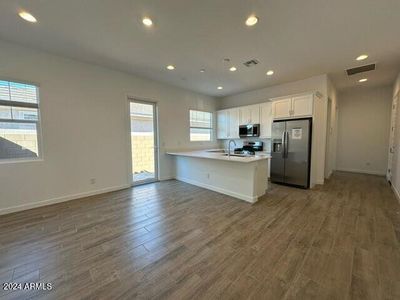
[129, 100, 158, 185]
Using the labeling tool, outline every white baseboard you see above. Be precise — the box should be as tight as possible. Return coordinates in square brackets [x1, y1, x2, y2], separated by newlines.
[0, 184, 131, 216]
[391, 184, 400, 205]
[175, 176, 257, 203]
[325, 170, 333, 179]
[336, 168, 386, 176]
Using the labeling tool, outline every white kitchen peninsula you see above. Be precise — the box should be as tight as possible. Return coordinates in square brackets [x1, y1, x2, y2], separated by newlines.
[167, 150, 270, 203]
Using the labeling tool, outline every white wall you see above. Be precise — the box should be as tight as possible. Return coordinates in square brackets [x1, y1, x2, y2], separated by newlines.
[325, 77, 339, 178]
[219, 75, 329, 186]
[0, 40, 219, 214]
[390, 73, 400, 199]
[336, 86, 392, 175]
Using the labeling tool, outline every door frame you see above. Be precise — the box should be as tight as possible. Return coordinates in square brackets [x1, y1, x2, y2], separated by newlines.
[387, 92, 399, 182]
[127, 97, 159, 186]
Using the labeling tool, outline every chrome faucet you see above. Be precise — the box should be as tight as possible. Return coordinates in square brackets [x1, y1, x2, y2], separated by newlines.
[228, 139, 237, 158]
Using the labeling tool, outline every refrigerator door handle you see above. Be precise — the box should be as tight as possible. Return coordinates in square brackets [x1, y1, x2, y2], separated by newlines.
[281, 131, 286, 158]
[284, 131, 289, 158]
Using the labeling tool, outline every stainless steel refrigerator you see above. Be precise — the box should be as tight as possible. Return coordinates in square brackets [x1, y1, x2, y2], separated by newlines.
[271, 118, 312, 188]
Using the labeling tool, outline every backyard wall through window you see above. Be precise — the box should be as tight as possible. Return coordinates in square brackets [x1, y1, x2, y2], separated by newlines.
[0, 80, 41, 161]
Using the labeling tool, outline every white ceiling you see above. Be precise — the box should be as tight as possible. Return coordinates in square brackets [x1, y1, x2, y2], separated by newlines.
[0, 0, 399, 97]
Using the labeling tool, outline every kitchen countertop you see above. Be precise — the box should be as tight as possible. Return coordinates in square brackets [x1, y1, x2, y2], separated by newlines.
[166, 149, 271, 163]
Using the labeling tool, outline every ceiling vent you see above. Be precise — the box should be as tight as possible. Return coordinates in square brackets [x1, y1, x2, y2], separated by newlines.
[346, 63, 376, 76]
[243, 59, 259, 67]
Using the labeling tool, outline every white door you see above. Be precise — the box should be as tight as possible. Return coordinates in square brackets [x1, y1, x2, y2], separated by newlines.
[129, 100, 158, 185]
[259, 102, 272, 138]
[292, 94, 313, 117]
[249, 104, 260, 124]
[228, 108, 240, 138]
[272, 98, 291, 119]
[239, 106, 251, 125]
[388, 94, 398, 182]
[217, 110, 228, 139]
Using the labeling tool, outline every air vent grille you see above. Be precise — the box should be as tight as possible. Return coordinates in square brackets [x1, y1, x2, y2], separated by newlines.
[243, 59, 259, 67]
[346, 63, 376, 76]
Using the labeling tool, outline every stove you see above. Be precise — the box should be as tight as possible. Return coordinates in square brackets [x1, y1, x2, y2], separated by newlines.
[234, 141, 263, 156]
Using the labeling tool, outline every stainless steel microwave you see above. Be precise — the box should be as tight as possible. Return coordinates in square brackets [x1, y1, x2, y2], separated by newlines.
[239, 124, 260, 137]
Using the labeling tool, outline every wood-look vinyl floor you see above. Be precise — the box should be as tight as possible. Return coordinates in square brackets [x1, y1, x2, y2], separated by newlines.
[0, 172, 399, 299]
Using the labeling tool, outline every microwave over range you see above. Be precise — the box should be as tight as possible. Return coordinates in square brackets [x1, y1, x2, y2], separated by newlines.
[239, 124, 260, 137]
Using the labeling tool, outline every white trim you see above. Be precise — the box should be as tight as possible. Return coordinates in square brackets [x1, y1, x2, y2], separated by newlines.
[175, 176, 258, 203]
[336, 168, 386, 176]
[269, 91, 320, 102]
[0, 184, 130, 216]
[390, 184, 400, 205]
[325, 170, 333, 179]
[126, 97, 160, 185]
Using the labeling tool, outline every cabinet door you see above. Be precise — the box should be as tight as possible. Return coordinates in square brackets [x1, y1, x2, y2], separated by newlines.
[259, 102, 272, 138]
[239, 106, 251, 125]
[249, 104, 260, 124]
[217, 110, 228, 139]
[292, 94, 313, 117]
[228, 108, 240, 138]
[272, 98, 291, 119]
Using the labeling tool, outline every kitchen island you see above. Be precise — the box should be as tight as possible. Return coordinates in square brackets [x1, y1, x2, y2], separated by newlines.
[167, 150, 270, 203]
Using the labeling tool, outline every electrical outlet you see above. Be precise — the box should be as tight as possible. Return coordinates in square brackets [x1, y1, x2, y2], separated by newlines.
[90, 178, 96, 185]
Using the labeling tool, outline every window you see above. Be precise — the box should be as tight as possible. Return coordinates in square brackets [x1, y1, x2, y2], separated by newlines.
[0, 80, 41, 161]
[190, 110, 212, 141]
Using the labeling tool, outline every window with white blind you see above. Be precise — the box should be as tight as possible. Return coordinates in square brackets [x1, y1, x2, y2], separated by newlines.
[0, 80, 42, 161]
[190, 110, 212, 141]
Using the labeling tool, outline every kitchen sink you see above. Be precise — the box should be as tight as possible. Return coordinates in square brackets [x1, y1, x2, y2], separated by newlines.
[206, 149, 227, 153]
[221, 153, 251, 157]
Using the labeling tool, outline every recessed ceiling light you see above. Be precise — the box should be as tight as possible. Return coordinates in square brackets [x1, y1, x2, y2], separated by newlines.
[356, 54, 368, 61]
[19, 11, 37, 23]
[229, 67, 237, 72]
[359, 78, 368, 82]
[266, 70, 274, 76]
[200, 69, 205, 73]
[166, 65, 175, 70]
[245, 15, 258, 26]
[142, 17, 153, 27]
[217, 86, 223, 90]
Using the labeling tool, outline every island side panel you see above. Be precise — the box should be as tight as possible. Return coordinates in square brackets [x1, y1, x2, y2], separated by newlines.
[174, 156, 265, 203]
[254, 159, 268, 198]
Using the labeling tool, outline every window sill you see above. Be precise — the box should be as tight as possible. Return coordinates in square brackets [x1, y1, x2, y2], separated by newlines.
[0, 158, 44, 165]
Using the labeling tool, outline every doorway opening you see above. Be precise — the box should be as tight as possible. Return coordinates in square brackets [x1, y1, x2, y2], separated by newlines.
[129, 100, 158, 185]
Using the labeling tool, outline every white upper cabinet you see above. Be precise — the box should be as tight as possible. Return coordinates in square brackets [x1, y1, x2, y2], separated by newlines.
[217, 110, 228, 139]
[259, 102, 272, 138]
[239, 104, 260, 125]
[272, 98, 292, 119]
[239, 106, 251, 125]
[217, 104, 271, 139]
[228, 108, 240, 139]
[291, 94, 313, 117]
[271, 93, 314, 119]
[217, 108, 239, 139]
[249, 105, 260, 124]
